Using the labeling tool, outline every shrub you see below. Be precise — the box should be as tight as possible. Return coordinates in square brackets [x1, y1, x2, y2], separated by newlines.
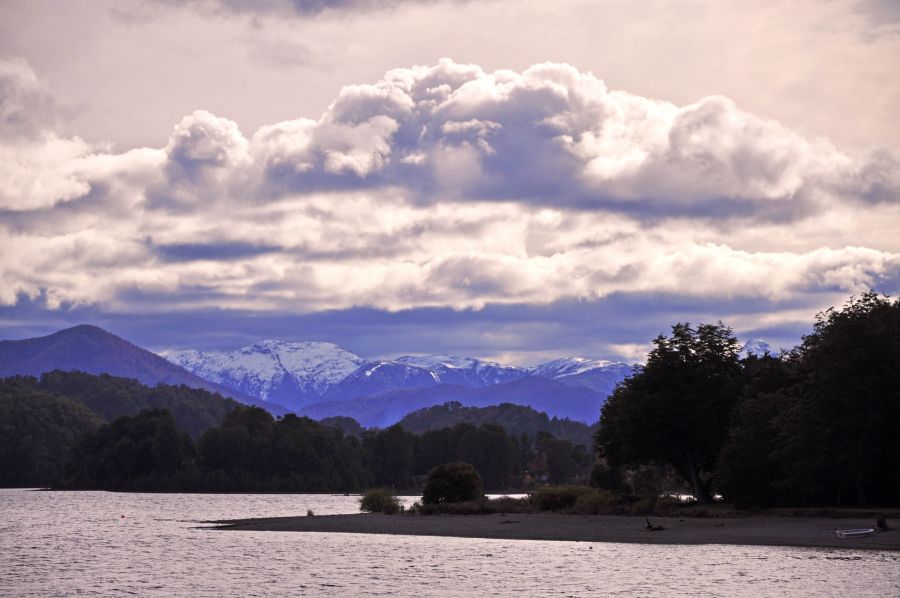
[410, 495, 534, 516]
[572, 490, 619, 515]
[422, 462, 484, 505]
[530, 485, 596, 511]
[359, 488, 403, 514]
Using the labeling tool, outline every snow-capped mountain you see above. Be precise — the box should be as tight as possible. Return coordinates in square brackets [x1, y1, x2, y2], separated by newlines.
[320, 361, 442, 402]
[394, 355, 526, 387]
[167, 340, 364, 409]
[319, 354, 528, 402]
[529, 357, 634, 394]
[529, 357, 616, 379]
[741, 339, 774, 357]
[166, 340, 634, 416]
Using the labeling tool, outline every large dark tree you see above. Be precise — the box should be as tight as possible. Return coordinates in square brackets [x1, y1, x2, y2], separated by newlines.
[774, 292, 900, 506]
[717, 353, 794, 508]
[596, 322, 742, 503]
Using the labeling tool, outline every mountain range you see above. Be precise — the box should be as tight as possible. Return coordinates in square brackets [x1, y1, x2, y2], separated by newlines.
[167, 340, 637, 422]
[0, 325, 774, 426]
[0, 326, 636, 425]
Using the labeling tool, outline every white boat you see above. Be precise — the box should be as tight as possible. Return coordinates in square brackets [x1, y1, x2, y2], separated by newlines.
[835, 528, 875, 538]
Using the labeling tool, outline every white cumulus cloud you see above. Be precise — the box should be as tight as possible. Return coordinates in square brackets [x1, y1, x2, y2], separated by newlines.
[1, 57, 898, 320]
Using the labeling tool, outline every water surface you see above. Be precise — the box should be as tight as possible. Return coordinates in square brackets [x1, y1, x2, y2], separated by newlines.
[1, 489, 897, 596]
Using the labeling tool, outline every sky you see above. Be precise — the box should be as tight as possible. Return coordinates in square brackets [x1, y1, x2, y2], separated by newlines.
[0, 0, 898, 364]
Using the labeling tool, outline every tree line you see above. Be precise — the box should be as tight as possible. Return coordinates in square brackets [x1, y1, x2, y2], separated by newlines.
[0, 372, 241, 488]
[66, 409, 590, 491]
[1, 375, 591, 491]
[596, 292, 900, 508]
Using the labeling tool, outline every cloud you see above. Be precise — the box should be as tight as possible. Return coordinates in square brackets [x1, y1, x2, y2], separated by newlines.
[1, 57, 898, 344]
[148, 0, 456, 19]
[0, 290, 845, 363]
[0, 58, 61, 141]
[238, 60, 897, 217]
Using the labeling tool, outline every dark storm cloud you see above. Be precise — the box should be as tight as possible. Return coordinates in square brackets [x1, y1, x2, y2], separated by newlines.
[152, 241, 283, 261]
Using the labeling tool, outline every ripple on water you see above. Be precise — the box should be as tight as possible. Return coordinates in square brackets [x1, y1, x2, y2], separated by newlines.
[1, 489, 899, 597]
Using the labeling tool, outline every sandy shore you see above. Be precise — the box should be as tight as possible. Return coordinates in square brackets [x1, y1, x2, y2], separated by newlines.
[209, 513, 900, 551]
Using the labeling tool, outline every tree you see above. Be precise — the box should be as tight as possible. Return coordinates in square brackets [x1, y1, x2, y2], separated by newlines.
[66, 409, 195, 489]
[422, 462, 484, 504]
[535, 431, 590, 485]
[775, 292, 900, 506]
[456, 424, 518, 490]
[717, 353, 794, 508]
[359, 488, 403, 514]
[197, 408, 372, 491]
[0, 384, 103, 487]
[362, 425, 417, 489]
[596, 322, 742, 503]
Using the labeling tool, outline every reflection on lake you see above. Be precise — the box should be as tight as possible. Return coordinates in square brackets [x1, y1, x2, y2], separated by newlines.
[1, 489, 897, 597]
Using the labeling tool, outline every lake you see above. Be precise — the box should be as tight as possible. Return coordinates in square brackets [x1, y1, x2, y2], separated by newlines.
[1, 489, 898, 596]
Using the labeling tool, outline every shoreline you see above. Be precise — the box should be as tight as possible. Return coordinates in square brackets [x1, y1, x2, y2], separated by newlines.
[208, 512, 900, 551]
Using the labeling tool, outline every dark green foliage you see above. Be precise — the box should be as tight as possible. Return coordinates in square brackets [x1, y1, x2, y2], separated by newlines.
[362, 424, 417, 489]
[534, 431, 591, 485]
[359, 488, 403, 513]
[416, 424, 470, 475]
[413, 422, 587, 489]
[599, 293, 899, 508]
[319, 416, 364, 438]
[589, 462, 626, 493]
[399, 401, 597, 448]
[530, 484, 596, 511]
[0, 371, 236, 488]
[456, 423, 518, 490]
[717, 354, 793, 508]
[597, 322, 742, 503]
[768, 293, 899, 506]
[422, 462, 484, 504]
[35, 371, 240, 438]
[65, 409, 195, 490]
[0, 386, 104, 487]
[197, 407, 372, 491]
[1, 371, 590, 493]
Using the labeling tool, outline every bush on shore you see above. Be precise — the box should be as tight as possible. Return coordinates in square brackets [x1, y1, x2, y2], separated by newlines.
[422, 462, 484, 505]
[530, 484, 598, 511]
[359, 488, 403, 514]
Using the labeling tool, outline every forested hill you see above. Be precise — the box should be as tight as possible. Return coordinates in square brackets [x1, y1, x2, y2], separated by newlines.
[1, 371, 253, 488]
[398, 402, 596, 448]
[0, 325, 287, 414]
[0, 371, 241, 439]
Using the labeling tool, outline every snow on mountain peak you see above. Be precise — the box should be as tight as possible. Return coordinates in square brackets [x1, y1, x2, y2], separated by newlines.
[741, 339, 774, 357]
[167, 340, 633, 412]
[529, 357, 616, 379]
[167, 340, 364, 406]
[395, 354, 525, 386]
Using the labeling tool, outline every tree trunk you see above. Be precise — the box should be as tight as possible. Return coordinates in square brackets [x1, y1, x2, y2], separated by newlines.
[684, 452, 714, 504]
